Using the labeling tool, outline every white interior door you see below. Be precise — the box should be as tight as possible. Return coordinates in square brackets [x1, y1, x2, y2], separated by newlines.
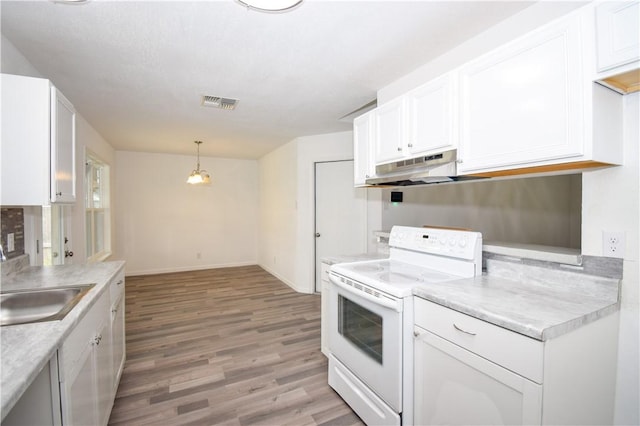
[315, 160, 367, 292]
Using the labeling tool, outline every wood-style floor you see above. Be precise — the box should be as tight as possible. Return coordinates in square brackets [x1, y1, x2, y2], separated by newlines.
[108, 265, 364, 426]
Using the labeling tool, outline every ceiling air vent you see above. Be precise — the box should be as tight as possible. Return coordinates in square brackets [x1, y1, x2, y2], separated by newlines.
[201, 95, 239, 110]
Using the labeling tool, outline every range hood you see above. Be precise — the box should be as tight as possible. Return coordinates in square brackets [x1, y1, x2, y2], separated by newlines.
[365, 149, 486, 187]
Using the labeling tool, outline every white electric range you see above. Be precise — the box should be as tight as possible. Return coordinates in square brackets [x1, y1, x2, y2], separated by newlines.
[327, 225, 483, 425]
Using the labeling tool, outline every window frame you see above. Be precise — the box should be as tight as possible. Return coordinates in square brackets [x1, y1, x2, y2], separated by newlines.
[85, 150, 112, 263]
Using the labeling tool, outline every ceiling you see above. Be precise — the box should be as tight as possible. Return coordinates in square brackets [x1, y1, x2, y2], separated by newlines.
[1, 0, 535, 159]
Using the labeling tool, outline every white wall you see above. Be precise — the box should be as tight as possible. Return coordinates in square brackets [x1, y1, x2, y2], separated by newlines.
[72, 115, 117, 263]
[583, 93, 639, 426]
[115, 151, 259, 276]
[258, 131, 381, 293]
[295, 132, 364, 293]
[258, 141, 299, 289]
[380, 174, 582, 248]
[1, 35, 43, 79]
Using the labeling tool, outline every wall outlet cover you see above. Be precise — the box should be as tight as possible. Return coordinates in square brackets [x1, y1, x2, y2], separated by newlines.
[602, 231, 625, 259]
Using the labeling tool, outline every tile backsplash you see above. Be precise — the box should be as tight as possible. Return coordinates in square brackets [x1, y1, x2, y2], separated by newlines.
[1, 208, 25, 259]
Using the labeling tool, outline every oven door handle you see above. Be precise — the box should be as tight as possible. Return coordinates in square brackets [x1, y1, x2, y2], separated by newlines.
[330, 274, 402, 312]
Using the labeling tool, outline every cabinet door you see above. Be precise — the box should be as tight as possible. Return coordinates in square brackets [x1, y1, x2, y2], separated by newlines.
[111, 296, 126, 391]
[61, 338, 98, 426]
[2, 354, 62, 426]
[458, 13, 585, 174]
[407, 73, 456, 156]
[50, 87, 76, 203]
[596, 1, 640, 72]
[375, 97, 406, 164]
[0, 74, 50, 205]
[414, 328, 542, 426]
[353, 111, 375, 186]
[95, 320, 113, 426]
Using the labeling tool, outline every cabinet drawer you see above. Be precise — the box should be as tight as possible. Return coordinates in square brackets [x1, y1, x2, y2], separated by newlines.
[59, 290, 109, 381]
[109, 269, 125, 305]
[414, 297, 543, 383]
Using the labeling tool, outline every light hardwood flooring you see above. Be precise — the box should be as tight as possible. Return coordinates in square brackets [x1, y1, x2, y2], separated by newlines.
[108, 265, 364, 426]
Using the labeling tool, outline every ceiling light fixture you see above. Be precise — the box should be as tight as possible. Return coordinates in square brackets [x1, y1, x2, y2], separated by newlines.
[187, 141, 211, 185]
[236, 0, 303, 13]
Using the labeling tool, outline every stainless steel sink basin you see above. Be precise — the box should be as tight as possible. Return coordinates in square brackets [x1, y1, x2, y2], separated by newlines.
[0, 284, 95, 326]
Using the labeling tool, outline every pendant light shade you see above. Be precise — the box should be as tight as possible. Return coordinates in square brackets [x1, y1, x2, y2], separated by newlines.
[187, 141, 211, 185]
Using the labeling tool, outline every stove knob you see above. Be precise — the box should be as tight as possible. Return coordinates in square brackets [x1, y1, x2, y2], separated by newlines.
[449, 237, 456, 246]
[459, 238, 468, 248]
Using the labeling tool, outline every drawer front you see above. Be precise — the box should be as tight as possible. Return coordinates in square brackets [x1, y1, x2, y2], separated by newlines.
[109, 269, 125, 306]
[59, 290, 109, 380]
[414, 297, 543, 383]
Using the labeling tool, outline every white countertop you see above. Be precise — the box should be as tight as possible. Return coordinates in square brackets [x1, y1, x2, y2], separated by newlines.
[0, 261, 125, 419]
[413, 259, 619, 341]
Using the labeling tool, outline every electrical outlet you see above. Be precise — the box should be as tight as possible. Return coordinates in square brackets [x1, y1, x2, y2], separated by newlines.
[603, 231, 625, 258]
[196, 252, 201, 259]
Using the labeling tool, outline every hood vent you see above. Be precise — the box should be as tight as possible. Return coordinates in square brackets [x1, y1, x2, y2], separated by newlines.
[201, 95, 239, 110]
[366, 149, 488, 187]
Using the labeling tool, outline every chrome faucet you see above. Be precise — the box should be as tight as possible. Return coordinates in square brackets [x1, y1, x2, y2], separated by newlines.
[0, 244, 6, 262]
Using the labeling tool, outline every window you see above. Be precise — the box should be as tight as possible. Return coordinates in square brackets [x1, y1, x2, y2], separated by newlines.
[85, 152, 111, 262]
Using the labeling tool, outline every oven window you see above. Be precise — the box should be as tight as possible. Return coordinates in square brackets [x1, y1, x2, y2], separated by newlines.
[338, 295, 383, 364]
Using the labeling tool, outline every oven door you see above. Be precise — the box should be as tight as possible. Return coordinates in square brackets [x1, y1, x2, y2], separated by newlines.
[328, 272, 403, 411]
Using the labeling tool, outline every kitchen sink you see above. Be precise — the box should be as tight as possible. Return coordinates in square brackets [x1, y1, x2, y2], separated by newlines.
[0, 284, 95, 326]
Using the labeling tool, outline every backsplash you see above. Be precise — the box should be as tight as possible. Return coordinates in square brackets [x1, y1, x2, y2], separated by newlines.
[1, 208, 25, 259]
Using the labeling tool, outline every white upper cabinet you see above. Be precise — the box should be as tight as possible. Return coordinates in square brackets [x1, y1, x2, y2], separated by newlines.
[595, 1, 640, 73]
[407, 73, 456, 157]
[1, 74, 76, 205]
[353, 110, 376, 187]
[457, 8, 622, 175]
[51, 88, 77, 203]
[374, 97, 406, 164]
[594, 1, 640, 95]
[374, 73, 456, 165]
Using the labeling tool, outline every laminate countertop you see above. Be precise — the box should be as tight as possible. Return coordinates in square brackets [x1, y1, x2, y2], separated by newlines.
[0, 261, 125, 419]
[413, 258, 620, 341]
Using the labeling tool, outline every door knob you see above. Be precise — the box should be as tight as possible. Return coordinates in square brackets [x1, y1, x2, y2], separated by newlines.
[315, 233, 321, 238]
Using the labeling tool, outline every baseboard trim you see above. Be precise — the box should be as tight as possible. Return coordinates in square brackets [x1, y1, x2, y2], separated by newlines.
[125, 261, 257, 277]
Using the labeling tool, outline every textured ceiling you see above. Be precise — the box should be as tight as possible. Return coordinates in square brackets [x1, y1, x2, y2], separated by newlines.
[1, 0, 534, 159]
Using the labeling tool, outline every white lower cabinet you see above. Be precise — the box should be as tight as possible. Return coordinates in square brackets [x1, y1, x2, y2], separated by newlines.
[414, 329, 542, 425]
[59, 290, 113, 426]
[1, 354, 62, 426]
[110, 270, 126, 392]
[413, 297, 619, 425]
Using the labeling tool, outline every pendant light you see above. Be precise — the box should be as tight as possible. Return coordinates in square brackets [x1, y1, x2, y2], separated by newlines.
[187, 141, 211, 185]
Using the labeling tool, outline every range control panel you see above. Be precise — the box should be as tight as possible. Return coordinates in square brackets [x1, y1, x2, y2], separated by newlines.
[389, 226, 482, 260]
